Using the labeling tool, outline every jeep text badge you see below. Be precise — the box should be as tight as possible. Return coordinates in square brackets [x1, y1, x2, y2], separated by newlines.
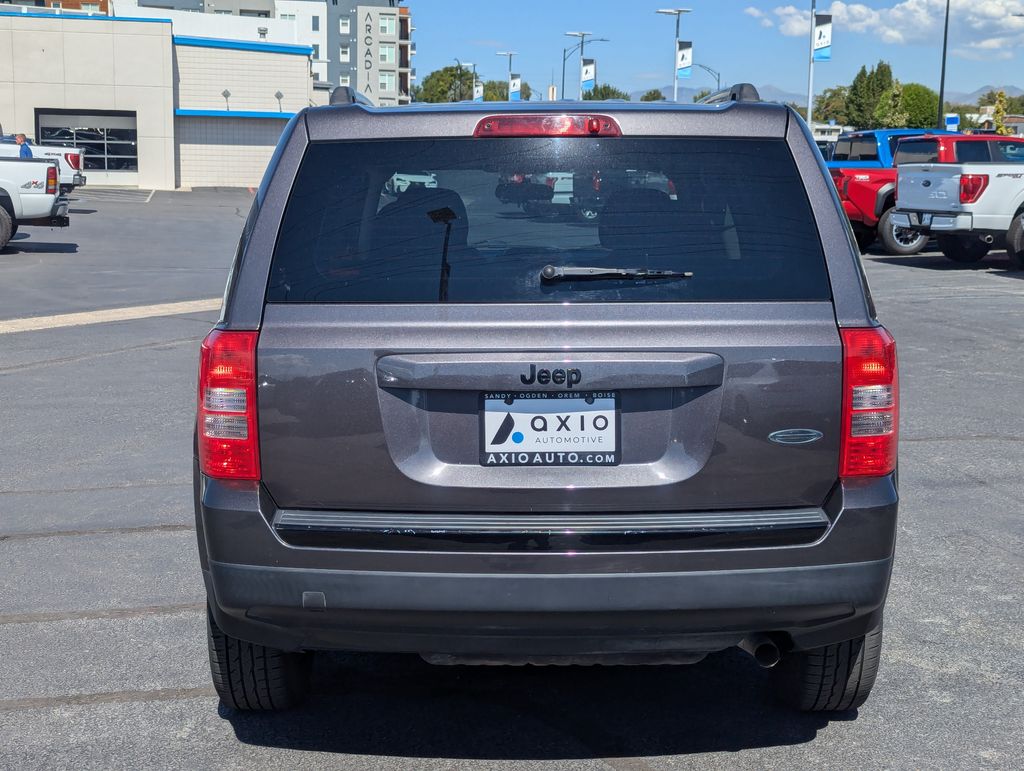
[520, 364, 582, 389]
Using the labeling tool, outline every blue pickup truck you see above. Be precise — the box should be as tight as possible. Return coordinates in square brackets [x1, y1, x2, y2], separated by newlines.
[826, 128, 959, 170]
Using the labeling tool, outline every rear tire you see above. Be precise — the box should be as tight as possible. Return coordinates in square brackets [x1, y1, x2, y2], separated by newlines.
[0, 207, 12, 250]
[773, 625, 883, 712]
[937, 234, 990, 263]
[1006, 214, 1024, 270]
[207, 605, 311, 711]
[878, 209, 927, 255]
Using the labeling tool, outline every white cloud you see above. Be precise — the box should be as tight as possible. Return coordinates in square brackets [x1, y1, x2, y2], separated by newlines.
[772, 5, 811, 36]
[745, 6, 776, 26]
[761, 0, 1024, 57]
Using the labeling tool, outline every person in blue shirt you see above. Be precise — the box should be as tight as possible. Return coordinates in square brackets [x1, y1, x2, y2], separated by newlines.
[15, 134, 32, 159]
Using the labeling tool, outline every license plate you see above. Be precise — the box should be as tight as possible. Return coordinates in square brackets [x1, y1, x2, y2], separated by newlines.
[480, 391, 619, 466]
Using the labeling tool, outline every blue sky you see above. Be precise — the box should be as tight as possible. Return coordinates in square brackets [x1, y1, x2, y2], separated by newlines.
[411, 0, 1024, 98]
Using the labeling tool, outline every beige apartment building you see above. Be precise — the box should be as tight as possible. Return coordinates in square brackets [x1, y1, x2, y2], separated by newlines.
[0, 10, 314, 188]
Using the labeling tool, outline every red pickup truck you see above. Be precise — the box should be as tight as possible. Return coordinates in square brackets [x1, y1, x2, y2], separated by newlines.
[830, 134, 1024, 255]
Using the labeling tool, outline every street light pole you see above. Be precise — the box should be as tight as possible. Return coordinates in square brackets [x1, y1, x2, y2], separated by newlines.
[807, 0, 816, 126]
[936, 0, 951, 129]
[564, 32, 595, 99]
[560, 38, 608, 100]
[656, 9, 692, 103]
[496, 51, 517, 99]
[695, 63, 720, 91]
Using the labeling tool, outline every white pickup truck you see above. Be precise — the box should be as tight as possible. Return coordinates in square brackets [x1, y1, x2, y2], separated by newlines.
[0, 157, 71, 250]
[0, 139, 86, 194]
[892, 141, 1024, 267]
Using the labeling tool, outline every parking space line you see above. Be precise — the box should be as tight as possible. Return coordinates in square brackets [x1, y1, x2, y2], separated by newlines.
[0, 602, 204, 626]
[0, 299, 221, 335]
[0, 523, 195, 543]
[0, 686, 216, 713]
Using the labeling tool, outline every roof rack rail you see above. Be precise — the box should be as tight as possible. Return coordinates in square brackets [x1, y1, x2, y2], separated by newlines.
[329, 86, 374, 107]
[696, 83, 761, 105]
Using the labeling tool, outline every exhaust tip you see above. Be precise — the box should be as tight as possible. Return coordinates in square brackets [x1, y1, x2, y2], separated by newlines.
[752, 641, 781, 668]
[981, 234, 995, 244]
[739, 635, 781, 668]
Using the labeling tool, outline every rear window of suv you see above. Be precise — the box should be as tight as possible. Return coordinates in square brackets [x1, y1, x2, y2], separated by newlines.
[268, 137, 829, 303]
[894, 139, 938, 164]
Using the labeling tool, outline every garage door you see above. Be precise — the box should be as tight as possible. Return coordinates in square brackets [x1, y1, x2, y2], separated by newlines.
[175, 116, 289, 188]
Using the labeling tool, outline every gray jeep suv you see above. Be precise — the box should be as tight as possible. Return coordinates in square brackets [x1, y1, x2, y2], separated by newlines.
[195, 90, 898, 713]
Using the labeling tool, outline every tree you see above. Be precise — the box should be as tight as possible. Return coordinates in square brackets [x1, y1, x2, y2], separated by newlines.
[993, 90, 1014, 135]
[583, 84, 630, 100]
[787, 102, 808, 120]
[416, 65, 475, 103]
[640, 88, 665, 102]
[692, 88, 712, 102]
[813, 86, 849, 125]
[846, 66, 872, 127]
[873, 80, 909, 128]
[902, 83, 939, 128]
[482, 79, 532, 101]
[846, 61, 894, 128]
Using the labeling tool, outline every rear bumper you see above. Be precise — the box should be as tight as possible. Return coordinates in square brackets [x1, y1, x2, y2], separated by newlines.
[891, 209, 971, 233]
[19, 198, 69, 228]
[196, 467, 897, 656]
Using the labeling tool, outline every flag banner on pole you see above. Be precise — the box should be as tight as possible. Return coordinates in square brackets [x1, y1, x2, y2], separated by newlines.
[473, 80, 484, 102]
[813, 14, 832, 62]
[676, 41, 693, 79]
[581, 58, 596, 93]
[509, 74, 522, 101]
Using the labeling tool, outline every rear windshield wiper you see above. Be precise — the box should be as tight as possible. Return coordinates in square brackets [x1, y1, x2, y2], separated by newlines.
[540, 264, 693, 282]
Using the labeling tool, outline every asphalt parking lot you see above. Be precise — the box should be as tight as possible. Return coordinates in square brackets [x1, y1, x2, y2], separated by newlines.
[1, 190, 1022, 769]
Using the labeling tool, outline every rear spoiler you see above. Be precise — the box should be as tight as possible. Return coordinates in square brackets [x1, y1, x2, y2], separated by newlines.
[697, 83, 761, 105]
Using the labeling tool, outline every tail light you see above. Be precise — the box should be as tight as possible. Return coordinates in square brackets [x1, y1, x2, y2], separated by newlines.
[545, 176, 556, 189]
[474, 114, 621, 137]
[666, 179, 676, 197]
[64, 152, 81, 170]
[45, 165, 58, 195]
[197, 330, 260, 480]
[593, 173, 601, 192]
[840, 327, 898, 478]
[959, 174, 988, 204]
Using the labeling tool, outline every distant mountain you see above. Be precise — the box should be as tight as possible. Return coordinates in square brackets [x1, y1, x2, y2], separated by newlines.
[944, 85, 1024, 104]
[628, 83, 803, 104]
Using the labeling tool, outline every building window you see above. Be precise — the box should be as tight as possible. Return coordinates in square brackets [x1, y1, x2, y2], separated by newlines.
[339, 16, 349, 34]
[37, 112, 138, 173]
[379, 14, 395, 36]
[311, 15, 319, 31]
[339, 45, 350, 62]
[214, 9, 231, 14]
[81, 2, 99, 11]
[279, 13, 295, 20]
[338, 75, 350, 87]
[379, 43, 395, 64]
[312, 43, 320, 59]
[379, 71, 396, 92]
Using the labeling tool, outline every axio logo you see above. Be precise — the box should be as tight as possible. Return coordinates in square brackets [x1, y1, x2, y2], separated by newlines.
[520, 364, 582, 389]
[489, 413, 524, 446]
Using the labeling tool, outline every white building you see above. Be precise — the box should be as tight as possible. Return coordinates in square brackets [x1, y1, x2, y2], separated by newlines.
[0, 9, 315, 188]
